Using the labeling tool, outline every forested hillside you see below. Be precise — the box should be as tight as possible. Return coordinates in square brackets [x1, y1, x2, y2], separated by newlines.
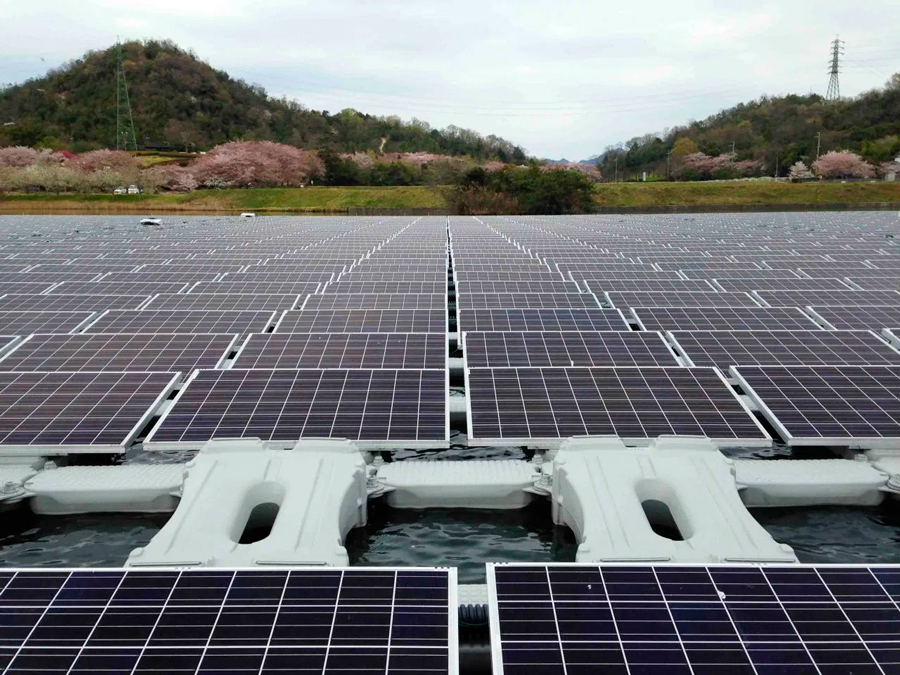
[592, 74, 900, 179]
[0, 40, 526, 161]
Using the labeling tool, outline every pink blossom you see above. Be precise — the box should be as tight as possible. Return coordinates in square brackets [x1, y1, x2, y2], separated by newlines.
[187, 141, 324, 188]
[812, 151, 875, 179]
[72, 149, 141, 174]
[540, 162, 603, 182]
[0, 147, 40, 168]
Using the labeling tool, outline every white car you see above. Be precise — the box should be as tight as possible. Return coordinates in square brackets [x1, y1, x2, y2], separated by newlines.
[127, 185, 141, 195]
[113, 187, 127, 195]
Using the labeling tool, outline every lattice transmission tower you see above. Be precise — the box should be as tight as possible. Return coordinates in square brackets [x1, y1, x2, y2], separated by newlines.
[115, 39, 138, 150]
[826, 35, 844, 101]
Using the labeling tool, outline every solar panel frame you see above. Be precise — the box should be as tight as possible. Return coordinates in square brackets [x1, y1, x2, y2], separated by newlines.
[0, 310, 98, 335]
[0, 294, 151, 312]
[732, 364, 900, 448]
[805, 306, 900, 331]
[0, 370, 180, 454]
[233, 333, 448, 369]
[487, 562, 900, 675]
[463, 331, 680, 368]
[0, 566, 458, 675]
[301, 294, 447, 310]
[146, 368, 450, 450]
[465, 366, 770, 448]
[755, 290, 900, 307]
[0, 333, 239, 373]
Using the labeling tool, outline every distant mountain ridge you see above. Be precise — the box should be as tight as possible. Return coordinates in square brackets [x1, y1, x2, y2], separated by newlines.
[587, 76, 900, 177]
[0, 39, 527, 161]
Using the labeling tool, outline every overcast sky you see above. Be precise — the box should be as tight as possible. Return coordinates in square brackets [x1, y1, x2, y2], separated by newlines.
[2, 1, 899, 159]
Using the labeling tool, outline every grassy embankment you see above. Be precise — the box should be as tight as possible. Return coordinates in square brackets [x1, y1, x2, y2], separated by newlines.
[1, 182, 900, 213]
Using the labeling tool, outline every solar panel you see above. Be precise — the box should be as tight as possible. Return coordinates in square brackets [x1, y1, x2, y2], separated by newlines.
[715, 277, 853, 292]
[755, 290, 900, 307]
[464, 332, 679, 368]
[142, 293, 301, 311]
[190, 281, 322, 295]
[454, 281, 581, 294]
[456, 293, 601, 310]
[302, 294, 446, 310]
[0, 310, 96, 334]
[0, 371, 178, 452]
[325, 281, 447, 294]
[0, 294, 149, 312]
[0, 567, 456, 675]
[807, 306, 900, 331]
[147, 368, 448, 449]
[583, 280, 716, 293]
[275, 309, 447, 334]
[457, 309, 630, 332]
[632, 307, 822, 331]
[466, 367, 768, 446]
[488, 562, 900, 675]
[102, 271, 223, 284]
[606, 292, 758, 308]
[234, 333, 447, 369]
[0, 333, 237, 372]
[0, 281, 59, 295]
[845, 276, 900, 290]
[84, 310, 278, 335]
[669, 330, 900, 370]
[49, 281, 190, 295]
[732, 364, 900, 446]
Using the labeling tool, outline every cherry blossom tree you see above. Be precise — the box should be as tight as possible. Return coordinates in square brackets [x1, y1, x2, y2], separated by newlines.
[540, 162, 603, 182]
[72, 149, 142, 174]
[788, 161, 814, 181]
[0, 146, 40, 168]
[187, 141, 324, 188]
[812, 150, 875, 179]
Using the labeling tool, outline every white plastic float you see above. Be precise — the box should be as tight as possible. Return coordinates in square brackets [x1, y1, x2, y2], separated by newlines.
[550, 436, 798, 563]
[24, 464, 183, 515]
[374, 459, 538, 509]
[127, 438, 368, 568]
[0, 463, 40, 506]
[734, 458, 889, 507]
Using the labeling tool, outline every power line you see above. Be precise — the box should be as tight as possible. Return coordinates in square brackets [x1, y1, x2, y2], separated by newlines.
[826, 35, 844, 101]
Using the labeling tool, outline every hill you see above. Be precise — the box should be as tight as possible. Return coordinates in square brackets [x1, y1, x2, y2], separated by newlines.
[0, 40, 526, 162]
[591, 74, 900, 179]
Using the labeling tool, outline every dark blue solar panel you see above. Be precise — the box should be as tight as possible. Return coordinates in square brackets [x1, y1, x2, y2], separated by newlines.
[0, 568, 454, 674]
[489, 563, 900, 675]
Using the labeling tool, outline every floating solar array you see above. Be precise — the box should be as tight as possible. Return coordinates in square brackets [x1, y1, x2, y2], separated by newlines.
[0, 294, 150, 312]
[302, 293, 447, 310]
[456, 293, 601, 310]
[607, 291, 759, 308]
[807, 306, 900, 331]
[0, 567, 457, 674]
[142, 293, 301, 312]
[276, 309, 447, 334]
[464, 332, 679, 368]
[0, 310, 96, 334]
[670, 330, 900, 370]
[489, 563, 900, 675]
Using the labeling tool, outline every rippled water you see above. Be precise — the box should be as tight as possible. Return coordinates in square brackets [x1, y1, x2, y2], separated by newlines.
[3, 437, 900, 575]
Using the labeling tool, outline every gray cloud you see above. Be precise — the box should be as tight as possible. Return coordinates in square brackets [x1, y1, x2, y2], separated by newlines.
[2, 0, 899, 158]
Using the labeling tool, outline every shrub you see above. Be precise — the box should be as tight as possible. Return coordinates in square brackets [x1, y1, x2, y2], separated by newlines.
[788, 161, 814, 181]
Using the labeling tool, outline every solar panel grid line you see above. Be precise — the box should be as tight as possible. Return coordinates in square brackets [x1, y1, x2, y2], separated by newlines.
[0, 567, 457, 675]
[81, 309, 280, 336]
[455, 293, 602, 310]
[804, 306, 900, 331]
[754, 290, 900, 308]
[0, 310, 99, 335]
[605, 291, 761, 309]
[464, 366, 770, 448]
[486, 562, 900, 675]
[457, 308, 631, 333]
[731, 364, 900, 447]
[274, 309, 448, 334]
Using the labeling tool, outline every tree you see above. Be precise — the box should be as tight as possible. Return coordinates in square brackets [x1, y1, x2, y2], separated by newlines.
[812, 150, 875, 179]
[788, 161, 814, 181]
[886, 73, 900, 91]
[671, 137, 699, 159]
[187, 141, 324, 188]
